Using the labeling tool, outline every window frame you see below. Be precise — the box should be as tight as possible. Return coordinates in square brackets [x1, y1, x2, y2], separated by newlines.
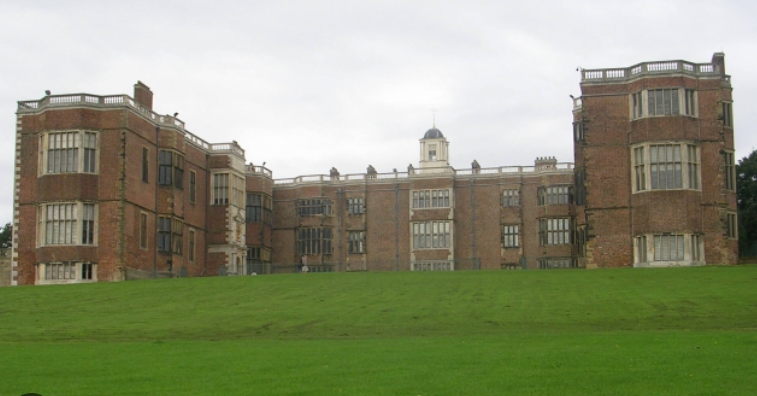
[347, 198, 365, 215]
[502, 189, 520, 207]
[39, 131, 99, 175]
[412, 221, 451, 249]
[348, 230, 366, 254]
[631, 143, 701, 192]
[37, 202, 98, 247]
[412, 189, 451, 209]
[538, 218, 572, 246]
[501, 224, 519, 248]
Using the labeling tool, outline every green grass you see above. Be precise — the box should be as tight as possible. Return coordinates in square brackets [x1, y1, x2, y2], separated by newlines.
[1, 266, 756, 395]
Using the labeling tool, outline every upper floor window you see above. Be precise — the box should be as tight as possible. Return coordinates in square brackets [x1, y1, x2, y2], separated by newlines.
[630, 89, 697, 119]
[38, 202, 97, 246]
[158, 150, 184, 189]
[189, 171, 197, 203]
[537, 185, 572, 206]
[502, 189, 520, 207]
[297, 227, 333, 255]
[538, 218, 571, 246]
[722, 102, 733, 127]
[632, 143, 700, 192]
[298, 199, 332, 217]
[347, 198, 365, 214]
[41, 131, 98, 174]
[141, 147, 149, 183]
[212, 174, 229, 205]
[412, 221, 451, 249]
[724, 151, 736, 191]
[348, 231, 366, 254]
[501, 225, 519, 248]
[428, 144, 437, 161]
[412, 189, 450, 209]
[573, 121, 584, 142]
[158, 217, 171, 253]
[246, 194, 272, 224]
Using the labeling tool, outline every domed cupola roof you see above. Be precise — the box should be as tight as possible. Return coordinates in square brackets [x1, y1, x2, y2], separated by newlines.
[423, 127, 444, 139]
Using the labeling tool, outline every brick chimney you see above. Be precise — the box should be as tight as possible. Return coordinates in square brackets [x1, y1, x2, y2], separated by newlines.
[133, 81, 153, 110]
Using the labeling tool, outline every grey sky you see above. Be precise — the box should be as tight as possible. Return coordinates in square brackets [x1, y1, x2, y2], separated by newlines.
[2, 0, 756, 223]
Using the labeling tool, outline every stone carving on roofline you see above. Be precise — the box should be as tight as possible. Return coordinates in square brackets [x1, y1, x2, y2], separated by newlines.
[330, 167, 340, 180]
[472, 159, 481, 173]
[535, 156, 558, 171]
[367, 165, 377, 179]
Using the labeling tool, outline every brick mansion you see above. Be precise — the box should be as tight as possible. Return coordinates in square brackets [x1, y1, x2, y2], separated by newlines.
[5, 52, 738, 285]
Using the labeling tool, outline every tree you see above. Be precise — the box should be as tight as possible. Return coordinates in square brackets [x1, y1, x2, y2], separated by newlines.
[0, 222, 11, 248]
[737, 150, 757, 256]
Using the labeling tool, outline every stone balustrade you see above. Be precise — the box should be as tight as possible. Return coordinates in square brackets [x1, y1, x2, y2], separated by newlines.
[581, 60, 728, 83]
[273, 163, 573, 186]
[17, 93, 244, 157]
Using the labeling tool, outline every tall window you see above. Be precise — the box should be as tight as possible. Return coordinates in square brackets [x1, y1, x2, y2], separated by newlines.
[631, 92, 643, 119]
[297, 228, 333, 255]
[538, 218, 571, 246]
[412, 189, 450, 209]
[573, 121, 584, 142]
[39, 202, 97, 246]
[189, 171, 196, 203]
[246, 194, 272, 224]
[347, 198, 365, 214]
[158, 151, 184, 188]
[412, 221, 451, 249]
[140, 213, 148, 249]
[648, 88, 679, 116]
[634, 147, 646, 192]
[174, 155, 184, 189]
[574, 169, 587, 205]
[172, 218, 183, 255]
[348, 231, 366, 253]
[650, 144, 682, 189]
[684, 89, 696, 116]
[726, 212, 737, 239]
[722, 102, 733, 127]
[141, 147, 149, 183]
[635, 236, 648, 263]
[43, 131, 98, 174]
[691, 235, 702, 262]
[159, 150, 172, 185]
[298, 199, 332, 217]
[501, 225, 519, 248]
[232, 175, 245, 208]
[158, 217, 171, 253]
[687, 145, 700, 190]
[188, 229, 196, 262]
[653, 234, 684, 261]
[537, 186, 572, 206]
[502, 189, 520, 207]
[724, 151, 736, 191]
[212, 173, 229, 205]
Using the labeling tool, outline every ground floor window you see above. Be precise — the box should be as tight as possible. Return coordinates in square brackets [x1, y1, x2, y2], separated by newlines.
[411, 261, 454, 271]
[634, 233, 703, 265]
[538, 257, 577, 269]
[297, 228, 333, 255]
[40, 262, 96, 282]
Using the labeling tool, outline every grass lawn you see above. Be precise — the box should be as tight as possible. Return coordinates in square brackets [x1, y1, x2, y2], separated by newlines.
[1, 265, 756, 395]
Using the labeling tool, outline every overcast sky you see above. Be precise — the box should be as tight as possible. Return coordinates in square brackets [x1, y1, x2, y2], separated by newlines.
[2, 0, 756, 223]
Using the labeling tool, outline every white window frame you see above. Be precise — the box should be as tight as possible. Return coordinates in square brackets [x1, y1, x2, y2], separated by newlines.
[634, 233, 704, 267]
[39, 130, 99, 176]
[37, 202, 98, 247]
[630, 89, 698, 120]
[412, 189, 451, 209]
[36, 261, 98, 284]
[631, 143, 701, 193]
[412, 221, 451, 249]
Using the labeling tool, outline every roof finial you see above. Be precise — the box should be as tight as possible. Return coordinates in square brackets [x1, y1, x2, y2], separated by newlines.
[431, 108, 437, 128]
